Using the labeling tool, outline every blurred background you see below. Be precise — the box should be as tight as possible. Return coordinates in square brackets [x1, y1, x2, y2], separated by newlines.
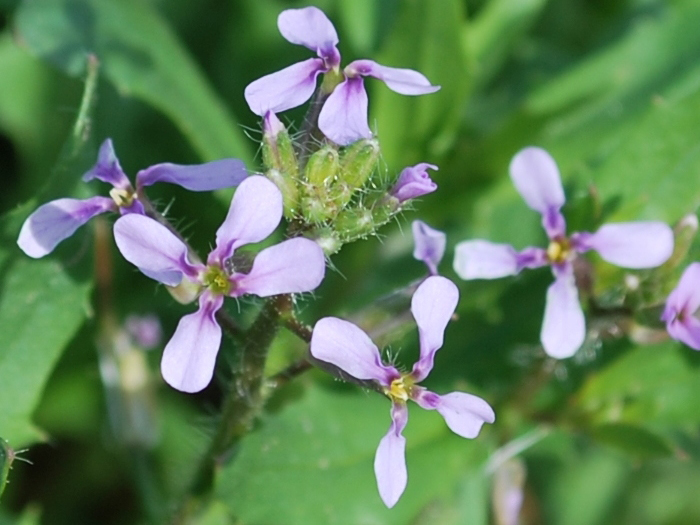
[2, 0, 700, 523]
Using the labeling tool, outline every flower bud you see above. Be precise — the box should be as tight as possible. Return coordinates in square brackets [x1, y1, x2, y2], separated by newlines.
[335, 208, 375, 241]
[339, 138, 380, 191]
[389, 163, 438, 203]
[302, 146, 341, 222]
[262, 112, 300, 218]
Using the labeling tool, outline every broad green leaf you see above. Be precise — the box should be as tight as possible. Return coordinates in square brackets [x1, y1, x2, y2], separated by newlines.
[14, 0, 252, 165]
[590, 423, 674, 460]
[372, 0, 470, 168]
[216, 385, 491, 525]
[575, 342, 700, 427]
[0, 206, 92, 445]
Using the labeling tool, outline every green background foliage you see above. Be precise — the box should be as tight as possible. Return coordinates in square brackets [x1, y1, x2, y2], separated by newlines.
[2, 0, 700, 523]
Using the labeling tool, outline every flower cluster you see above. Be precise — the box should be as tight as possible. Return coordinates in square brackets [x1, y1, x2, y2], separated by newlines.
[17, 2, 698, 513]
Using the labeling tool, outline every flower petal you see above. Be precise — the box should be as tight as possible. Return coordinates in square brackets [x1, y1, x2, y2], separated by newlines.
[574, 221, 674, 269]
[346, 59, 440, 95]
[82, 139, 130, 189]
[244, 58, 325, 116]
[391, 163, 438, 203]
[318, 77, 371, 146]
[663, 263, 700, 324]
[509, 147, 565, 218]
[412, 220, 445, 275]
[113, 214, 200, 286]
[413, 388, 495, 438]
[541, 267, 585, 358]
[374, 403, 408, 508]
[278, 7, 339, 61]
[453, 240, 521, 279]
[136, 159, 248, 191]
[667, 315, 700, 351]
[410, 276, 459, 382]
[160, 294, 223, 392]
[17, 197, 115, 258]
[310, 317, 394, 384]
[233, 238, 325, 296]
[210, 175, 283, 263]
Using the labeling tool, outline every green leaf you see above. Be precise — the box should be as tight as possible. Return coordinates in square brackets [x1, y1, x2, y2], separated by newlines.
[216, 385, 491, 524]
[590, 423, 674, 460]
[372, 0, 470, 168]
[14, 0, 252, 165]
[0, 206, 92, 446]
[575, 342, 700, 427]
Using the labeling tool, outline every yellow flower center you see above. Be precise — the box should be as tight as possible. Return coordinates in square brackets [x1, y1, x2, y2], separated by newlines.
[202, 266, 231, 296]
[109, 187, 136, 208]
[546, 238, 572, 264]
[385, 376, 413, 403]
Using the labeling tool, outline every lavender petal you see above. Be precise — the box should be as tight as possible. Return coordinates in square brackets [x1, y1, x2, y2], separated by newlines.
[244, 58, 326, 116]
[412, 220, 446, 275]
[318, 77, 372, 145]
[17, 197, 115, 258]
[278, 7, 340, 65]
[82, 138, 131, 189]
[541, 267, 585, 358]
[136, 159, 248, 191]
[374, 403, 408, 508]
[113, 214, 200, 286]
[346, 59, 440, 95]
[233, 238, 325, 297]
[390, 163, 438, 203]
[310, 317, 395, 384]
[413, 388, 495, 438]
[210, 176, 283, 264]
[410, 276, 459, 382]
[574, 221, 674, 269]
[160, 293, 223, 393]
[453, 240, 522, 279]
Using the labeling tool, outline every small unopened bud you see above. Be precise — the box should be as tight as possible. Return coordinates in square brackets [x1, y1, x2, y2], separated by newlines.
[339, 138, 380, 193]
[313, 228, 343, 255]
[262, 112, 300, 218]
[335, 208, 375, 241]
[389, 163, 438, 203]
[304, 145, 339, 187]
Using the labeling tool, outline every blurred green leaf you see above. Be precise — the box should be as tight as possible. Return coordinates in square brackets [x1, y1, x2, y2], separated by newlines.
[217, 385, 491, 525]
[0, 205, 92, 446]
[575, 342, 700, 427]
[15, 0, 252, 165]
[590, 423, 674, 460]
[372, 0, 470, 167]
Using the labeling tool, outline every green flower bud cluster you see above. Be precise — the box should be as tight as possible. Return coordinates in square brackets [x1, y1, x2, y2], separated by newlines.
[261, 117, 411, 255]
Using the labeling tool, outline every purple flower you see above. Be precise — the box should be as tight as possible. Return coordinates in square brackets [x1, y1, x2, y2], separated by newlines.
[412, 220, 445, 275]
[453, 147, 674, 359]
[310, 276, 494, 507]
[17, 139, 248, 258]
[390, 163, 438, 203]
[113, 176, 326, 393]
[125, 314, 163, 350]
[244, 7, 440, 146]
[662, 262, 700, 350]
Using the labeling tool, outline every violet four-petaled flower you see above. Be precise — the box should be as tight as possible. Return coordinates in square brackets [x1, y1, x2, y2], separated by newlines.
[662, 262, 700, 350]
[113, 176, 326, 393]
[244, 7, 440, 146]
[412, 220, 445, 275]
[453, 147, 674, 358]
[17, 139, 248, 258]
[310, 275, 495, 508]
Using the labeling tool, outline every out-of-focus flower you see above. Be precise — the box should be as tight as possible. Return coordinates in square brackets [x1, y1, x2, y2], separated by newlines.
[125, 314, 163, 350]
[662, 262, 700, 350]
[310, 276, 494, 507]
[114, 176, 326, 393]
[412, 220, 445, 275]
[453, 147, 674, 358]
[244, 7, 439, 145]
[18, 139, 247, 258]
